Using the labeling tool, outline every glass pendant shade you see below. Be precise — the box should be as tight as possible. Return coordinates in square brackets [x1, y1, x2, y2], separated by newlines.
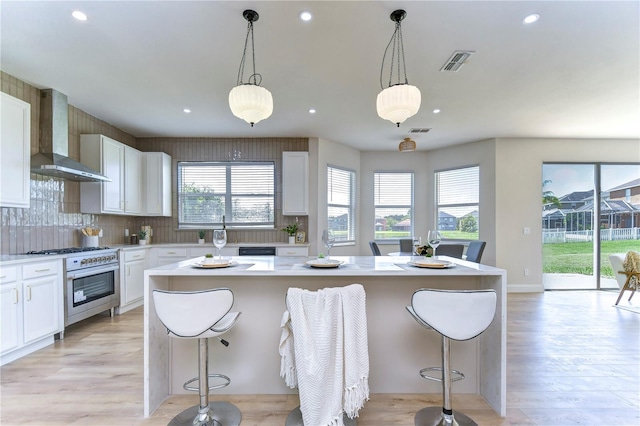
[376, 84, 421, 126]
[229, 84, 273, 126]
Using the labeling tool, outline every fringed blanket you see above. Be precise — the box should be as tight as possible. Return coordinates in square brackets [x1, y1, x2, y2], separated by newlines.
[279, 284, 369, 426]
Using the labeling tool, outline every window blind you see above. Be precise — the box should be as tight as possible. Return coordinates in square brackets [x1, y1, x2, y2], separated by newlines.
[435, 166, 479, 239]
[178, 161, 275, 228]
[374, 172, 414, 240]
[327, 166, 356, 242]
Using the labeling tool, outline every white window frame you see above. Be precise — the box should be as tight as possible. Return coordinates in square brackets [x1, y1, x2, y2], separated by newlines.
[177, 161, 275, 229]
[435, 165, 480, 240]
[373, 171, 414, 242]
[327, 165, 356, 244]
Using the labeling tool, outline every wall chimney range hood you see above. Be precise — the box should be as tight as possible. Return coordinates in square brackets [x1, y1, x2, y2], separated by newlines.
[30, 89, 110, 182]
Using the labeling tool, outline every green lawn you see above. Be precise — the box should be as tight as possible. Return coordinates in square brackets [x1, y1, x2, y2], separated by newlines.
[543, 240, 640, 277]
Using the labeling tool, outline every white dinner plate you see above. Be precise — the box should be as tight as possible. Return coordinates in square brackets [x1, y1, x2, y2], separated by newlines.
[305, 259, 344, 268]
[191, 260, 236, 269]
[408, 260, 454, 269]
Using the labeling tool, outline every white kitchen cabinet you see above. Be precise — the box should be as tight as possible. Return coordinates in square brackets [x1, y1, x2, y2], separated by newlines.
[144, 152, 172, 216]
[0, 267, 20, 354]
[152, 247, 189, 268]
[124, 146, 142, 215]
[120, 249, 147, 312]
[276, 246, 309, 257]
[22, 266, 59, 344]
[282, 152, 309, 215]
[0, 92, 31, 209]
[80, 134, 125, 214]
[190, 246, 238, 258]
[1, 259, 63, 366]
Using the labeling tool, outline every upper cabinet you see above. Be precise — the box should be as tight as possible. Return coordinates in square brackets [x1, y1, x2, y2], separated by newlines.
[80, 134, 125, 214]
[144, 152, 172, 216]
[1, 92, 31, 209]
[282, 151, 309, 216]
[124, 146, 142, 215]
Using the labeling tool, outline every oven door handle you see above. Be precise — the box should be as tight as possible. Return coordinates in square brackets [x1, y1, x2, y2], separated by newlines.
[67, 265, 119, 280]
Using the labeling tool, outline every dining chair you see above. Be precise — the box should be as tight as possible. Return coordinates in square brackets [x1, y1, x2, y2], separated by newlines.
[399, 239, 414, 253]
[465, 241, 486, 263]
[435, 244, 464, 258]
[369, 241, 381, 256]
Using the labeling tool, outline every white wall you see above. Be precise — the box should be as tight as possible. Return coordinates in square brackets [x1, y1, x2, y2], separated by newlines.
[494, 137, 640, 292]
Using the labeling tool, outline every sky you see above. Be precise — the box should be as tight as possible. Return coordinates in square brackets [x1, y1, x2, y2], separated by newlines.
[543, 164, 640, 198]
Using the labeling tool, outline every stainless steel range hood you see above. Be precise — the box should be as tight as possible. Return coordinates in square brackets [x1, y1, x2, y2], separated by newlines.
[30, 89, 110, 182]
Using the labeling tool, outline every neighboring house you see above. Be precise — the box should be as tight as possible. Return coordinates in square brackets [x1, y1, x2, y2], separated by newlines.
[554, 190, 593, 211]
[392, 218, 411, 232]
[329, 213, 349, 231]
[608, 178, 640, 206]
[438, 211, 457, 230]
[542, 209, 565, 229]
[374, 217, 387, 232]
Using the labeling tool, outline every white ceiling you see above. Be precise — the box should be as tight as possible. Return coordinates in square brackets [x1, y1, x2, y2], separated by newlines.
[2, 1, 639, 151]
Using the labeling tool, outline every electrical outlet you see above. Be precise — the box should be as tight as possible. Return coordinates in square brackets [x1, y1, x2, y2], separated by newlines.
[524, 268, 530, 276]
[523, 227, 530, 235]
[98, 229, 103, 237]
[124, 229, 129, 237]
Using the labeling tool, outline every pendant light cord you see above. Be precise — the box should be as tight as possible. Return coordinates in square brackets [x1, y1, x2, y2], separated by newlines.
[379, 21, 409, 90]
[237, 20, 262, 86]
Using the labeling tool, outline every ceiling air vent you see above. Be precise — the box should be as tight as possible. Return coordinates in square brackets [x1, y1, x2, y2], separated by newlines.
[409, 128, 431, 133]
[440, 50, 475, 72]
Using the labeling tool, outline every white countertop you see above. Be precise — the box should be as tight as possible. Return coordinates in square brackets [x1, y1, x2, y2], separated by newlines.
[146, 255, 504, 277]
[0, 253, 66, 266]
[117, 242, 310, 251]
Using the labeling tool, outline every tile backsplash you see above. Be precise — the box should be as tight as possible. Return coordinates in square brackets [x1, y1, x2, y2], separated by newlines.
[1, 72, 308, 255]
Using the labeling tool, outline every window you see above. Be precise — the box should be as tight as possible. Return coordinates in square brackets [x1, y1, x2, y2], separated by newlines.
[327, 165, 356, 243]
[374, 172, 414, 240]
[177, 161, 275, 229]
[435, 165, 479, 239]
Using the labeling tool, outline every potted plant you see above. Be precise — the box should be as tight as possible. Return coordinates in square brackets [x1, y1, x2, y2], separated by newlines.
[138, 230, 147, 245]
[198, 230, 206, 244]
[282, 223, 299, 244]
[203, 253, 215, 265]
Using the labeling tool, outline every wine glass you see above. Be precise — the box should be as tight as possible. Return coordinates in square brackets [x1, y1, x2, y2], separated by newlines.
[427, 230, 442, 257]
[213, 230, 227, 260]
[322, 229, 335, 260]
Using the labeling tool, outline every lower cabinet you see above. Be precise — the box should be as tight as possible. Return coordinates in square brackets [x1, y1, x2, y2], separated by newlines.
[0, 260, 63, 366]
[276, 246, 309, 257]
[120, 249, 147, 313]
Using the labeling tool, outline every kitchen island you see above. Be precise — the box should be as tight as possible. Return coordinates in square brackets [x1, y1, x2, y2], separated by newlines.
[144, 256, 506, 417]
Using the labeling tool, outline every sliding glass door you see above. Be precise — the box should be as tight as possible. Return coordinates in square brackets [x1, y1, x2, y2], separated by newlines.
[542, 163, 640, 290]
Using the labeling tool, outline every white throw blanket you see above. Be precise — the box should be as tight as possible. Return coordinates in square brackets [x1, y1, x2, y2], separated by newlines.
[279, 284, 369, 426]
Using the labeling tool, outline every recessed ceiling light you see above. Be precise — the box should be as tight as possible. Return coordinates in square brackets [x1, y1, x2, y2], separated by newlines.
[183, 108, 191, 114]
[433, 109, 441, 114]
[522, 13, 540, 24]
[308, 109, 316, 114]
[72, 11, 87, 21]
[299, 11, 312, 22]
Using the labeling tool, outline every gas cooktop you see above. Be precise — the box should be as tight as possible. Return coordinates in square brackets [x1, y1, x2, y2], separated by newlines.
[25, 247, 112, 255]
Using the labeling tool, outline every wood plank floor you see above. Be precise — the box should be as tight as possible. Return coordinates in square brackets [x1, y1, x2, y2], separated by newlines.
[1, 291, 639, 425]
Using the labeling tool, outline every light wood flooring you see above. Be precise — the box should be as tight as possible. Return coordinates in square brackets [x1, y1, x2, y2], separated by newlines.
[1, 291, 639, 425]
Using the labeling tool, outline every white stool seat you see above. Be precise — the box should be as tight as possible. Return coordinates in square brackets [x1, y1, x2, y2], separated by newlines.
[408, 289, 497, 426]
[153, 288, 241, 426]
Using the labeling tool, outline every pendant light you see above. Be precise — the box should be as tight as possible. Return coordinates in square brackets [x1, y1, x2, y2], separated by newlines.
[229, 9, 273, 127]
[376, 10, 421, 127]
[398, 137, 416, 152]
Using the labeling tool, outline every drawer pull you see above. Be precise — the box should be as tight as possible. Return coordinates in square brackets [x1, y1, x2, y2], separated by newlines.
[166, 251, 176, 254]
[26, 286, 32, 301]
[133, 255, 142, 259]
[35, 268, 51, 273]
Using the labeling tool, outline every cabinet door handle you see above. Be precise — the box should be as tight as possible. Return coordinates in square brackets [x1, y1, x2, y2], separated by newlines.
[26, 286, 32, 301]
[12, 288, 18, 304]
[35, 268, 50, 273]
[127, 265, 130, 276]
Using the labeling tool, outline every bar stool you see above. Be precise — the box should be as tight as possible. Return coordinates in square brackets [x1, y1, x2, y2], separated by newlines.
[407, 289, 496, 426]
[153, 288, 241, 426]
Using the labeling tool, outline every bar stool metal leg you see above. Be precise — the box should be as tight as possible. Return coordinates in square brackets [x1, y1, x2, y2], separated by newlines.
[168, 338, 241, 426]
[415, 335, 477, 426]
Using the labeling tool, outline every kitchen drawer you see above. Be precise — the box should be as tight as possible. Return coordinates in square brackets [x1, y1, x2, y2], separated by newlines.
[276, 246, 309, 257]
[22, 261, 59, 279]
[0, 266, 18, 284]
[156, 248, 188, 257]
[124, 250, 147, 262]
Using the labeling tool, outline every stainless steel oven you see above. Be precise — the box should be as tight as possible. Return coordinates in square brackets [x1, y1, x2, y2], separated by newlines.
[65, 249, 120, 327]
